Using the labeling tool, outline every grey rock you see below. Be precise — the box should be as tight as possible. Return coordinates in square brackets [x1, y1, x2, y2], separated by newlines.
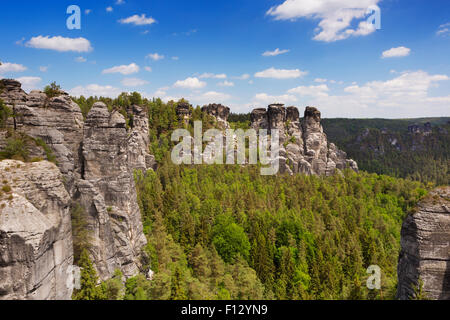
[251, 105, 358, 176]
[0, 79, 152, 290]
[176, 102, 192, 126]
[202, 104, 231, 129]
[0, 160, 73, 300]
[397, 187, 450, 300]
[128, 105, 156, 172]
[251, 109, 269, 131]
[81, 102, 147, 279]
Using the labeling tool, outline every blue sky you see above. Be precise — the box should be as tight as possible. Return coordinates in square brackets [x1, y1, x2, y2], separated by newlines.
[0, 0, 449, 118]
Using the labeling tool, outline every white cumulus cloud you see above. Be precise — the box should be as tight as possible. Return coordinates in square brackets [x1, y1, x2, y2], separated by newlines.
[26, 36, 92, 52]
[255, 67, 307, 79]
[199, 73, 227, 79]
[119, 14, 156, 26]
[218, 80, 234, 87]
[382, 46, 411, 58]
[102, 63, 140, 75]
[262, 48, 290, 57]
[173, 77, 207, 89]
[292, 71, 450, 118]
[147, 53, 164, 61]
[0, 62, 27, 74]
[266, 0, 381, 42]
[199, 91, 231, 103]
[288, 84, 330, 97]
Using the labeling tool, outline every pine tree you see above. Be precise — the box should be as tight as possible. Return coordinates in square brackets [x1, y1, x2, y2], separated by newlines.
[170, 267, 187, 300]
[73, 249, 104, 300]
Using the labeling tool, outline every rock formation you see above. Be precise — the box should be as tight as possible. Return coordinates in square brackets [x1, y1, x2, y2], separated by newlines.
[0, 79, 153, 297]
[176, 102, 192, 127]
[77, 102, 148, 278]
[202, 104, 231, 129]
[251, 105, 358, 176]
[397, 187, 450, 300]
[0, 160, 73, 300]
[0, 83, 84, 195]
[175, 102, 357, 176]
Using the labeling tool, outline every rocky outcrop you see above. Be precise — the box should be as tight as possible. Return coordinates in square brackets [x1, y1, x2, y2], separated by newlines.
[202, 104, 230, 129]
[127, 105, 157, 172]
[0, 160, 73, 300]
[408, 123, 433, 135]
[176, 102, 192, 127]
[78, 102, 147, 279]
[251, 105, 358, 176]
[397, 187, 450, 300]
[0, 79, 152, 288]
[1, 81, 84, 195]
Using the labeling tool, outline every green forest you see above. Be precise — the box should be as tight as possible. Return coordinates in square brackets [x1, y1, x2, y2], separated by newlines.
[74, 156, 426, 300]
[322, 118, 450, 186]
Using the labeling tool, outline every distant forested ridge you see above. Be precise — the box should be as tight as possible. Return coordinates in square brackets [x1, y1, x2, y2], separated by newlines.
[321, 118, 450, 186]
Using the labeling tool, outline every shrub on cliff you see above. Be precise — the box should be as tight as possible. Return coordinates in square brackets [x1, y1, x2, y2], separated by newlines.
[0, 99, 11, 128]
[73, 249, 105, 300]
[0, 134, 29, 161]
[43, 82, 62, 98]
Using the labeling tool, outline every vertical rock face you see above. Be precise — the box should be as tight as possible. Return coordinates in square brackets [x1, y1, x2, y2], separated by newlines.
[0, 82, 84, 195]
[250, 105, 358, 176]
[302, 107, 334, 176]
[251, 109, 269, 131]
[79, 102, 147, 279]
[397, 187, 450, 300]
[0, 79, 152, 296]
[202, 104, 231, 129]
[127, 105, 157, 172]
[267, 104, 287, 137]
[0, 160, 73, 300]
[176, 102, 192, 127]
[0, 79, 27, 107]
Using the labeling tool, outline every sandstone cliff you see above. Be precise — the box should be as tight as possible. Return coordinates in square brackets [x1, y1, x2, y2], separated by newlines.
[0, 79, 153, 296]
[397, 186, 450, 300]
[77, 102, 148, 278]
[0, 160, 73, 300]
[188, 103, 358, 176]
[202, 104, 231, 130]
[250, 105, 358, 176]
